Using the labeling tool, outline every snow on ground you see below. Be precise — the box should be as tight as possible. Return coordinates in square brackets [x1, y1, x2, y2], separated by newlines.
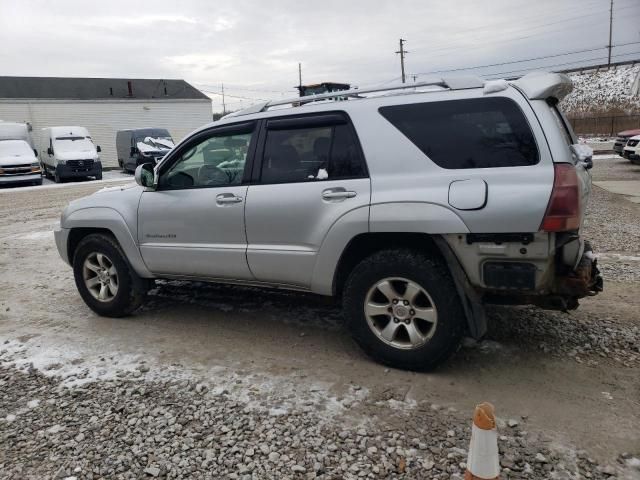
[562, 64, 640, 115]
[0, 170, 132, 194]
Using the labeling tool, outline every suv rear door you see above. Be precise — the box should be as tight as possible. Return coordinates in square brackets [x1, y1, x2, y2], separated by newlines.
[244, 112, 370, 288]
[377, 93, 554, 233]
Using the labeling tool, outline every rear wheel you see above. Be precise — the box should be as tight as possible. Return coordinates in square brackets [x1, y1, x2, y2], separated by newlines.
[343, 248, 465, 371]
[54, 172, 61, 183]
[73, 234, 147, 317]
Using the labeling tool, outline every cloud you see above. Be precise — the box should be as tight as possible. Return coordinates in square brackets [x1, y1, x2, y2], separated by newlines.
[0, 0, 638, 112]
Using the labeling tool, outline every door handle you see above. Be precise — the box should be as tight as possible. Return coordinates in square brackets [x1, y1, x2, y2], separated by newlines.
[216, 193, 243, 205]
[322, 190, 357, 200]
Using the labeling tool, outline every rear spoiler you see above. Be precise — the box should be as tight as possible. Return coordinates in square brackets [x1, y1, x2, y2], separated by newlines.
[511, 71, 573, 102]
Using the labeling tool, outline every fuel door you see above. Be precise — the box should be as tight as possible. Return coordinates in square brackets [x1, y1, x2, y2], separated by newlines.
[448, 179, 487, 211]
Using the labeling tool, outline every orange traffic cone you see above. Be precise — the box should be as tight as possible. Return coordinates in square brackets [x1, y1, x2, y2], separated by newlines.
[465, 402, 500, 480]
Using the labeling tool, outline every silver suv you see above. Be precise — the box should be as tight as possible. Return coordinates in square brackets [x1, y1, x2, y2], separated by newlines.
[54, 72, 603, 370]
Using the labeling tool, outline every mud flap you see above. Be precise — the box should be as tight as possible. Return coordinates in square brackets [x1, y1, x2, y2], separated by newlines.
[434, 237, 487, 340]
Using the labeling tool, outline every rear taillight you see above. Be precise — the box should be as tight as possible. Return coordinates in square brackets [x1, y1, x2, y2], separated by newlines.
[541, 163, 581, 232]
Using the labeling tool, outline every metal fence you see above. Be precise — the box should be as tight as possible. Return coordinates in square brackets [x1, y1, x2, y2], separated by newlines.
[567, 115, 640, 136]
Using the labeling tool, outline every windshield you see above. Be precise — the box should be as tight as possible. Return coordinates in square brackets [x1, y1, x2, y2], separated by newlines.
[0, 140, 33, 157]
[53, 136, 96, 153]
[136, 136, 174, 153]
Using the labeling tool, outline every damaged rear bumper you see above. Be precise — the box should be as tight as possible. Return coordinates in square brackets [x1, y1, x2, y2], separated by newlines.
[552, 242, 603, 308]
[554, 243, 603, 297]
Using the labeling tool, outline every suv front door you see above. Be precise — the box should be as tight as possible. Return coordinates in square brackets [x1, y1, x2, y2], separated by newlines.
[138, 122, 256, 279]
[244, 113, 370, 288]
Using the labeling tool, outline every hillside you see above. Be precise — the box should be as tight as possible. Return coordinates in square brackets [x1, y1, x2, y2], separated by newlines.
[561, 64, 640, 116]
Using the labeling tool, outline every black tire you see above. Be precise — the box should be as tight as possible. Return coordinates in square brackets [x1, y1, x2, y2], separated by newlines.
[343, 248, 465, 371]
[54, 172, 61, 183]
[95, 172, 103, 180]
[72, 233, 147, 317]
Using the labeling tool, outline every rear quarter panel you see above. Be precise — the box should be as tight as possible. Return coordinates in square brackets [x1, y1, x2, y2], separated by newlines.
[348, 88, 554, 233]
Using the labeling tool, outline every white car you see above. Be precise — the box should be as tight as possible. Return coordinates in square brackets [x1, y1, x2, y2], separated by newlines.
[622, 135, 640, 164]
[0, 139, 42, 186]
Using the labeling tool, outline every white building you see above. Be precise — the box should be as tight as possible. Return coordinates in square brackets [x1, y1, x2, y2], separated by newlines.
[0, 76, 212, 168]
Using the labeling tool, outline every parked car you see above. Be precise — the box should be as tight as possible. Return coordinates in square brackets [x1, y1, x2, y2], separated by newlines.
[39, 126, 102, 183]
[622, 135, 640, 164]
[614, 128, 640, 156]
[55, 72, 602, 371]
[0, 139, 42, 186]
[116, 128, 174, 173]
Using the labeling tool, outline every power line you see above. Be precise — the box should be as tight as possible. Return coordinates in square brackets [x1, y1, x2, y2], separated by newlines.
[198, 89, 267, 102]
[415, 41, 640, 76]
[194, 83, 289, 94]
[410, 1, 639, 60]
[482, 51, 640, 78]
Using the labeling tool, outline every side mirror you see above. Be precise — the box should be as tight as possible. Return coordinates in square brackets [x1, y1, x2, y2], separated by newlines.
[135, 163, 156, 189]
[33, 149, 38, 157]
[130, 146, 137, 156]
[47, 147, 53, 156]
[96, 145, 101, 153]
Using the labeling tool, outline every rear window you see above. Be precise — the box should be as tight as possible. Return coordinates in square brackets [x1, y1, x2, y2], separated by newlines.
[379, 97, 539, 169]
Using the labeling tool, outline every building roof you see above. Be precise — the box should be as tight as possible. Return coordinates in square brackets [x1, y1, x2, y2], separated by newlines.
[0, 76, 210, 101]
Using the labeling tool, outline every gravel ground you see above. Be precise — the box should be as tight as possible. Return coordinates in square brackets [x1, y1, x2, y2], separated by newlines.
[1, 163, 640, 479]
[583, 155, 640, 282]
[2, 364, 637, 480]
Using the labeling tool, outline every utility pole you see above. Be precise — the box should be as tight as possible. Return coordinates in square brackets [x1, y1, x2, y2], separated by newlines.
[221, 83, 226, 114]
[298, 63, 302, 90]
[396, 38, 407, 83]
[607, 0, 613, 65]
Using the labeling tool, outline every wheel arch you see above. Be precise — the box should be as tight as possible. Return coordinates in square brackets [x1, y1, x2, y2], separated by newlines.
[332, 232, 487, 340]
[332, 232, 443, 298]
[64, 207, 153, 278]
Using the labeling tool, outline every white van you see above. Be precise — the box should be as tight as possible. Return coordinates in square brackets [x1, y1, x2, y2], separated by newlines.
[39, 126, 102, 183]
[0, 140, 42, 186]
[0, 122, 34, 147]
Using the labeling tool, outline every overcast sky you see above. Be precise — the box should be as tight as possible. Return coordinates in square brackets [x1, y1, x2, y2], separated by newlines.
[1, 0, 639, 112]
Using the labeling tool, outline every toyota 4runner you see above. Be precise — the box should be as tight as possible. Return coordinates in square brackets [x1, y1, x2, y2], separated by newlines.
[54, 72, 603, 370]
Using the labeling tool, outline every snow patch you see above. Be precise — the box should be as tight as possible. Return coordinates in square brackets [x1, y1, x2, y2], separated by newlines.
[17, 230, 52, 241]
[483, 79, 509, 94]
[561, 65, 640, 115]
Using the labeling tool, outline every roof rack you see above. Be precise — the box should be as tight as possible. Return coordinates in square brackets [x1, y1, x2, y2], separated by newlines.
[225, 75, 484, 118]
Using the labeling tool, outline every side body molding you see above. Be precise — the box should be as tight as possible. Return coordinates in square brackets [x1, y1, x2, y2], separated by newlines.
[63, 207, 153, 278]
[369, 202, 470, 233]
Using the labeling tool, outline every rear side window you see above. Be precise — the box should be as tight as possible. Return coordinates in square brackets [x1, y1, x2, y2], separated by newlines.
[379, 97, 539, 169]
[260, 121, 366, 184]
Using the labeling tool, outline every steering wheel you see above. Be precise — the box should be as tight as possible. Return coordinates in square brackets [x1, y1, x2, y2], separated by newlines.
[197, 164, 228, 185]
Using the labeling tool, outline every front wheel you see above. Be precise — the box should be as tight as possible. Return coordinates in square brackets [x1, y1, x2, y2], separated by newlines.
[343, 249, 465, 371]
[73, 234, 147, 317]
